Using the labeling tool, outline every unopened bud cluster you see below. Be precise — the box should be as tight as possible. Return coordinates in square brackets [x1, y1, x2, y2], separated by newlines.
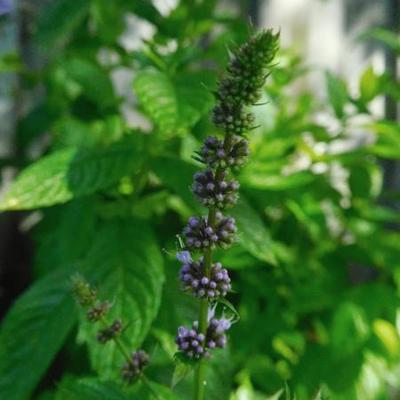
[121, 350, 150, 383]
[192, 169, 239, 208]
[197, 135, 249, 169]
[97, 319, 123, 343]
[71, 275, 150, 383]
[175, 30, 279, 361]
[183, 213, 237, 250]
[179, 256, 231, 299]
[176, 318, 231, 360]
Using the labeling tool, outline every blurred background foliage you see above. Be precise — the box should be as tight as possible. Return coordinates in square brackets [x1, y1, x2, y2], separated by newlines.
[0, 0, 399, 399]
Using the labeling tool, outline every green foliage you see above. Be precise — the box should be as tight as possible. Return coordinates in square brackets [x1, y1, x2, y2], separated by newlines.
[134, 69, 214, 134]
[0, 269, 77, 400]
[0, 139, 144, 210]
[55, 378, 128, 400]
[0, 1, 399, 399]
[78, 219, 164, 377]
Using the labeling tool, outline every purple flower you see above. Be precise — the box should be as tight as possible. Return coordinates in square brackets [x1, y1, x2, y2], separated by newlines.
[197, 135, 249, 169]
[176, 315, 232, 359]
[178, 257, 231, 299]
[176, 250, 192, 264]
[0, 0, 12, 16]
[192, 169, 239, 209]
[183, 213, 237, 251]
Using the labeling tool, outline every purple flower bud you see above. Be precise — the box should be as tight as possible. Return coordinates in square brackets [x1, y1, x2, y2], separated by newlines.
[201, 277, 209, 285]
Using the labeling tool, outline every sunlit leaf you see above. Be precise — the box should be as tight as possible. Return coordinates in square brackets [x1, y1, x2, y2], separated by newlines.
[0, 139, 144, 210]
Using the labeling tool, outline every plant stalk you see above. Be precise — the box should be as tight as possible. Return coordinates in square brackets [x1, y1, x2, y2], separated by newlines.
[193, 133, 233, 400]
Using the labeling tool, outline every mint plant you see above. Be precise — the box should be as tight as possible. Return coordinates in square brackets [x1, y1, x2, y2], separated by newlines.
[175, 30, 279, 400]
[0, 1, 399, 399]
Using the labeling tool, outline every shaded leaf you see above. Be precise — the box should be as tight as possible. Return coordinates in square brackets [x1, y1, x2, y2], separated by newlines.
[172, 353, 195, 388]
[78, 219, 164, 377]
[55, 377, 128, 400]
[231, 197, 277, 265]
[0, 268, 77, 400]
[152, 156, 200, 211]
[35, 0, 89, 50]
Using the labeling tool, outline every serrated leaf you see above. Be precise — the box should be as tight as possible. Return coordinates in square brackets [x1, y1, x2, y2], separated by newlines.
[78, 219, 164, 377]
[174, 71, 215, 128]
[134, 69, 176, 131]
[55, 378, 128, 400]
[0, 268, 77, 400]
[231, 197, 277, 265]
[133, 69, 213, 134]
[0, 139, 145, 210]
[35, 0, 89, 50]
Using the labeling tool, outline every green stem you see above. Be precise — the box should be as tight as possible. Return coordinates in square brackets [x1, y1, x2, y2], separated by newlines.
[99, 316, 132, 362]
[194, 211, 214, 400]
[193, 134, 233, 400]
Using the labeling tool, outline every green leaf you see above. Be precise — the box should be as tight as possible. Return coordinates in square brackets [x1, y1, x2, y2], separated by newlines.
[369, 121, 400, 159]
[61, 58, 115, 108]
[362, 28, 400, 54]
[35, 0, 89, 50]
[359, 66, 380, 103]
[152, 156, 200, 211]
[172, 353, 195, 388]
[134, 69, 176, 132]
[216, 297, 240, 323]
[0, 139, 145, 210]
[144, 380, 181, 400]
[78, 219, 164, 377]
[0, 268, 77, 400]
[174, 72, 215, 128]
[55, 378, 128, 400]
[325, 71, 348, 119]
[34, 198, 96, 276]
[231, 197, 277, 265]
[133, 69, 213, 134]
[330, 303, 370, 357]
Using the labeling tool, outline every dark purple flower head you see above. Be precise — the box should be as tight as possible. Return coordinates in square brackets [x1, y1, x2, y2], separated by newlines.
[176, 316, 232, 359]
[121, 350, 150, 383]
[183, 213, 237, 251]
[198, 135, 249, 169]
[179, 257, 231, 299]
[192, 169, 239, 209]
[176, 322, 208, 359]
